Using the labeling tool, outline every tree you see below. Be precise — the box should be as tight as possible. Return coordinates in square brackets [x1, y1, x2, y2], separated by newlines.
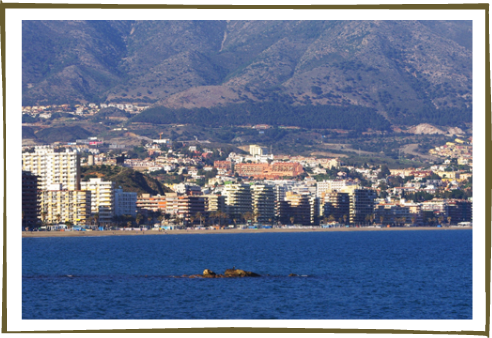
[136, 213, 143, 229]
[447, 216, 452, 226]
[94, 213, 100, 229]
[195, 212, 203, 227]
[343, 214, 348, 225]
[40, 211, 47, 230]
[289, 216, 295, 225]
[242, 212, 253, 224]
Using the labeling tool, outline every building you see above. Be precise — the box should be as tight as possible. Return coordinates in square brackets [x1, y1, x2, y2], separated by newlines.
[177, 195, 206, 226]
[22, 171, 39, 229]
[321, 192, 350, 223]
[40, 188, 91, 226]
[137, 194, 167, 213]
[447, 199, 472, 224]
[278, 192, 311, 225]
[114, 188, 137, 217]
[249, 144, 268, 156]
[350, 189, 377, 225]
[223, 184, 252, 220]
[203, 194, 226, 213]
[374, 203, 411, 226]
[22, 146, 81, 191]
[251, 184, 275, 223]
[81, 178, 115, 224]
[234, 162, 303, 179]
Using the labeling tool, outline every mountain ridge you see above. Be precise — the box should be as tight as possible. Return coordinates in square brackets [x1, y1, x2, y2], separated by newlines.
[23, 20, 472, 128]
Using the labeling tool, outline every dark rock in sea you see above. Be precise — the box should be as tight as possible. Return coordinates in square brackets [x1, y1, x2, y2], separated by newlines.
[203, 269, 217, 278]
[191, 268, 261, 278]
[224, 268, 260, 278]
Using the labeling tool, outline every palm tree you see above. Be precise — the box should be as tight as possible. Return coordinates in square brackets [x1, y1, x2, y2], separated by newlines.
[219, 211, 228, 227]
[195, 212, 203, 227]
[93, 213, 100, 230]
[289, 216, 295, 225]
[447, 216, 452, 226]
[40, 211, 47, 230]
[343, 214, 348, 225]
[253, 211, 261, 223]
[243, 212, 253, 225]
[136, 213, 143, 229]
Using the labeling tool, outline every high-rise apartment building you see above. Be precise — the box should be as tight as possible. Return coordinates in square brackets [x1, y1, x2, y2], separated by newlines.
[278, 192, 311, 225]
[114, 188, 137, 217]
[251, 184, 275, 223]
[22, 171, 40, 229]
[322, 192, 350, 222]
[81, 178, 115, 224]
[350, 189, 377, 225]
[40, 188, 91, 226]
[223, 184, 252, 220]
[22, 146, 81, 191]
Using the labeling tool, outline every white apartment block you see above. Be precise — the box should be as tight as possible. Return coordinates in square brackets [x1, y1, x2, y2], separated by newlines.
[81, 178, 115, 224]
[40, 189, 91, 226]
[114, 188, 137, 217]
[22, 146, 81, 191]
[249, 144, 268, 156]
[316, 179, 359, 197]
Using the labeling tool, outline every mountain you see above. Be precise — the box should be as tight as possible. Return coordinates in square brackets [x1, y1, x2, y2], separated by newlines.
[23, 20, 472, 127]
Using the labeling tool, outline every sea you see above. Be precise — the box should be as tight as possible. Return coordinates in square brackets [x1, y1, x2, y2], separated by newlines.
[22, 229, 472, 319]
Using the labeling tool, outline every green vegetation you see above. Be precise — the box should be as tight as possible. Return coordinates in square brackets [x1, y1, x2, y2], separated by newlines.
[129, 102, 392, 131]
[34, 126, 92, 143]
[81, 165, 172, 196]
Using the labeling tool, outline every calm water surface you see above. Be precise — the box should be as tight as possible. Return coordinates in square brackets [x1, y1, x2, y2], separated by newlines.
[22, 230, 472, 319]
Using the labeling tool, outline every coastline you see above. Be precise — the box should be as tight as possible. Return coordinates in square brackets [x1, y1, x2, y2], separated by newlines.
[22, 226, 472, 238]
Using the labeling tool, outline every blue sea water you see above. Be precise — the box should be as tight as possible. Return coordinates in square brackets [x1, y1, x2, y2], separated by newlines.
[22, 230, 472, 319]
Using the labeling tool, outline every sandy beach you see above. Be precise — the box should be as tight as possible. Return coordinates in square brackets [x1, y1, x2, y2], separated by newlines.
[22, 226, 472, 238]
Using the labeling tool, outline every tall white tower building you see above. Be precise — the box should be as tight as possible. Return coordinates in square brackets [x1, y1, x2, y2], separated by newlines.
[22, 146, 81, 191]
[81, 178, 115, 224]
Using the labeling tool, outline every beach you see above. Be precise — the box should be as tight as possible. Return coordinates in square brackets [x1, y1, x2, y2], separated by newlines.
[22, 226, 472, 238]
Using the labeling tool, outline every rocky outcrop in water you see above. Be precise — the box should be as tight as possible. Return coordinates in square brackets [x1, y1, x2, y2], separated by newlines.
[187, 267, 261, 278]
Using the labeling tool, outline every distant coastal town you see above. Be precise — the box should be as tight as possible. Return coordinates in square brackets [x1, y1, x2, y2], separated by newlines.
[21, 102, 473, 233]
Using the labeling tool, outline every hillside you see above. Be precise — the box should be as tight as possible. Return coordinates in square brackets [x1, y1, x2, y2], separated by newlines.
[23, 20, 472, 128]
[34, 125, 92, 143]
[81, 165, 172, 196]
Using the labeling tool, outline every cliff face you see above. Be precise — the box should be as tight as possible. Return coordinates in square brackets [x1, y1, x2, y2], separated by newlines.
[23, 20, 472, 126]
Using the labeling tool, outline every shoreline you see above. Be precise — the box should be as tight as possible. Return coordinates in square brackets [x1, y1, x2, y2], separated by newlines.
[22, 226, 472, 238]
